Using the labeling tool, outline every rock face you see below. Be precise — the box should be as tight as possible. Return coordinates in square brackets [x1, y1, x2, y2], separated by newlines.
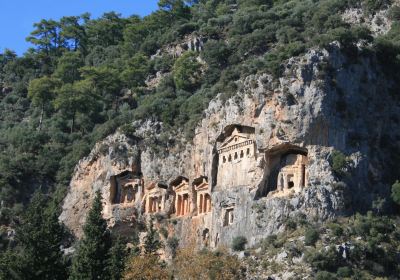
[151, 34, 206, 59]
[342, 8, 392, 36]
[61, 44, 400, 249]
[59, 133, 141, 238]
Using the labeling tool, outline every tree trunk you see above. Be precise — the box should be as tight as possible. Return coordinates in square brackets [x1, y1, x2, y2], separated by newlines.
[38, 104, 44, 131]
[71, 111, 75, 134]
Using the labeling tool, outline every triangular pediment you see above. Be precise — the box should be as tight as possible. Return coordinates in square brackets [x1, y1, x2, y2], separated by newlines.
[173, 181, 190, 192]
[194, 182, 209, 191]
[220, 134, 250, 148]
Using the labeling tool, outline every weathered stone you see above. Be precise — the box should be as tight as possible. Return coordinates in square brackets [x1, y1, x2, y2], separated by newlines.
[61, 43, 399, 253]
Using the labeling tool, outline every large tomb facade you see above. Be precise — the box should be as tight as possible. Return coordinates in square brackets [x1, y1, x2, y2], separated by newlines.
[216, 126, 257, 189]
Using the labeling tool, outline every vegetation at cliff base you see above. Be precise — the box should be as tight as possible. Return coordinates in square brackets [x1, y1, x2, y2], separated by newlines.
[69, 191, 114, 279]
[249, 212, 400, 279]
[0, 191, 68, 279]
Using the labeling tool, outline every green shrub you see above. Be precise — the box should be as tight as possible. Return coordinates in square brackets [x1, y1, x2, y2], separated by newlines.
[337, 266, 353, 277]
[284, 241, 303, 258]
[328, 223, 344, 237]
[172, 51, 203, 90]
[389, 5, 400, 20]
[231, 236, 247, 251]
[304, 228, 319, 246]
[363, 0, 392, 14]
[285, 218, 297, 231]
[315, 271, 338, 280]
[391, 180, 400, 206]
[159, 227, 168, 238]
[331, 150, 348, 176]
[167, 236, 179, 257]
[261, 234, 278, 250]
[152, 55, 174, 72]
[305, 246, 341, 271]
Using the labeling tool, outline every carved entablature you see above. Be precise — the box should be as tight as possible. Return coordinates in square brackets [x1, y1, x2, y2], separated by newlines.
[171, 176, 192, 217]
[193, 176, 211, 215]
[216, 126, 257, 189]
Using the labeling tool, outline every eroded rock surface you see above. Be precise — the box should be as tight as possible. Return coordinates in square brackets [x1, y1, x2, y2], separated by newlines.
[61, 44, 400, 250]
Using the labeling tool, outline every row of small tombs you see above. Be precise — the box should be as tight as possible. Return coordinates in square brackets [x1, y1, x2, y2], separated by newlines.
[110, 146, 308, 208]
[109, 151, 308, 216]
[109, 127, 308, 217]
[110, 174, 212, 216]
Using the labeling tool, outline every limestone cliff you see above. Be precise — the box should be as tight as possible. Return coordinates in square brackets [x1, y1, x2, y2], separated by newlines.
[61, 43, 400, 250]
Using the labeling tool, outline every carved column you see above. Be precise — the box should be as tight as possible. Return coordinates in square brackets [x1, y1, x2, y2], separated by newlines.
[183, 195, 187, 215]
[187, 195, 190, 214]
[177, 195, 181, 216]
[279, 174, 284, 191]
[199, 194, 203, 214]
[203, 194, 207, 214]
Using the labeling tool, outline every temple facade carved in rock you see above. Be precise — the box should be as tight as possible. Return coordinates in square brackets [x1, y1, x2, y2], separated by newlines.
[107, 125, 310, 248]
[144, 182, 169, 213]
[110, 171, 143, 206]
[193, 176, 211, 215]
[216, 126, 257, 190]
[171, 176, 192, 217]
[264, 143, 309, 197]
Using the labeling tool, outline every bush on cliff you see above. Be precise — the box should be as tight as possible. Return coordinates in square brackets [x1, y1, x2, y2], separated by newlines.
[391, 180, 400, 206]
[304, 228, 320, 246]
[331, 150, 349, 177]
[232, 236, 248, 251]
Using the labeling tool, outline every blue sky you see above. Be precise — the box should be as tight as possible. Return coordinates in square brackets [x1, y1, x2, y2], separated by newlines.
[0, 0, 160, 55]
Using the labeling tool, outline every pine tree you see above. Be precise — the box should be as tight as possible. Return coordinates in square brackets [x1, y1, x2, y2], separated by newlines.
[144, 220, 162, 255]
[108, 237, 126, 280]
[15, 191, 68, 280]
[27, 76, 61, 130]
[69, 191, 112, 280]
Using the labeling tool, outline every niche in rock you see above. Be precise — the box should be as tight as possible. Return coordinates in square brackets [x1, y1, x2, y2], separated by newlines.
[223, 207, 235, 226]
[264, 144, 308, 195]
[202, 228, 210, 247]
[110, 170, 143, 205]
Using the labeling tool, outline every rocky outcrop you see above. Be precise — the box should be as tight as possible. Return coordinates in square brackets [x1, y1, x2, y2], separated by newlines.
[342, 8, 392, 36]
[61, 43, 399, 250]
[151, 34, 206, 59]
